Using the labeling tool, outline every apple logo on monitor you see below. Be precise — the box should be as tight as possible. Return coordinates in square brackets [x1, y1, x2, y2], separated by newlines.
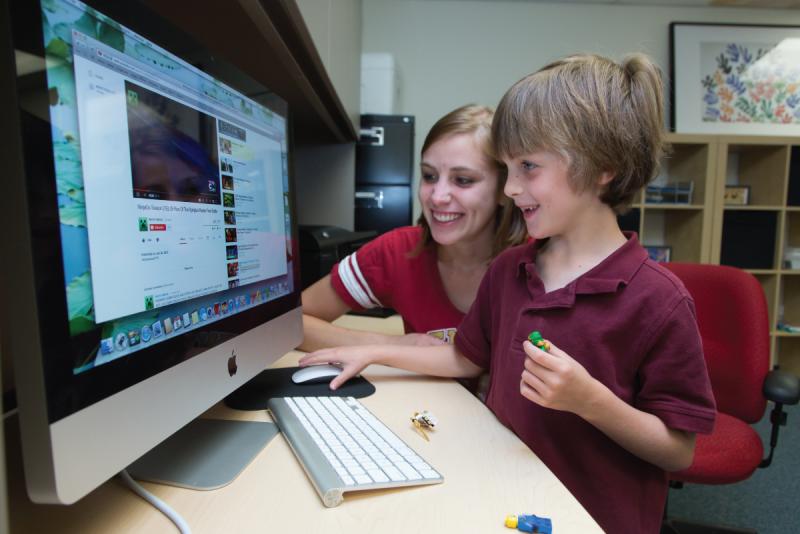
[227, 350, 238, 376]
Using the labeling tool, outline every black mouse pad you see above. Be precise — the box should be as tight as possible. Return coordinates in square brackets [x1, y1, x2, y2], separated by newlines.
[223, 367, 376, 411]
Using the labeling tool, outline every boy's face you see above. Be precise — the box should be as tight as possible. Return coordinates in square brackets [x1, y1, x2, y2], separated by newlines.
[503, 150, 606, 240]
[419, 133, 500, 248]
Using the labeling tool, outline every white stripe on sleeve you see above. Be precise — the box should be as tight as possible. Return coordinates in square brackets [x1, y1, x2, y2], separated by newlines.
[337, 253, 380, 308]
[349, 252, 383, 308]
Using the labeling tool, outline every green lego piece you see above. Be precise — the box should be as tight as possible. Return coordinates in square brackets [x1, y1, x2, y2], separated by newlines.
[527, 331, 550, 352]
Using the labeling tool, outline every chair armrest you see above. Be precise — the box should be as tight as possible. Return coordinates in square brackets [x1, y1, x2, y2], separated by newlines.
[763, 369, 800, 405]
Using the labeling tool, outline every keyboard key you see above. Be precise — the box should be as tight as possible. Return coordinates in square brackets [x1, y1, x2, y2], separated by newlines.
[368, 469, 389, 483]
[382, 465, 406, 482]
[396, 462, 422, 480]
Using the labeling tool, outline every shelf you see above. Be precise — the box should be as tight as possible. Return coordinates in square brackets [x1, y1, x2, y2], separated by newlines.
[720, 210, 779, 270]
[724, 144, 789, 206]
[722, 205, 784, 211]
[641, 204, 704, 210]
[142, 0, 357, 145]
[634, 137, 715, 263]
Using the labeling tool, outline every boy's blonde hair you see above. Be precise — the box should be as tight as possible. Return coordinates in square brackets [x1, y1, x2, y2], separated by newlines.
[413, 104, 527, 257]
[493, 53, 666, 213]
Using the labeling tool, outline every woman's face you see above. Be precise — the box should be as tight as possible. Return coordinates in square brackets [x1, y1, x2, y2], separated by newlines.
[419, 133, 500, 248]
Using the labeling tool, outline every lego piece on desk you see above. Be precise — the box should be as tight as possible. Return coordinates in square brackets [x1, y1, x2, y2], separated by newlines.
[411, 410, 438, 441]
[527, 331, 551, 352]
[504, 513, 553, 533]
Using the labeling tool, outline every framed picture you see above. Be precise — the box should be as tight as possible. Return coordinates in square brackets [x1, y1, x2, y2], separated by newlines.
[724, 185, 751, 205]
[670, 22, 800, 135]
[645, 245, 672, 263]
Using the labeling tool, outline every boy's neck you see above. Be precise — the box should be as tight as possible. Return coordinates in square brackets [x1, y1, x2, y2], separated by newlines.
[536, 208, 626, 292]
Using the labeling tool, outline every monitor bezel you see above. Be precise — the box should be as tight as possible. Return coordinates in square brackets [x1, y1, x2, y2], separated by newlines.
[7, 0, 302, 424]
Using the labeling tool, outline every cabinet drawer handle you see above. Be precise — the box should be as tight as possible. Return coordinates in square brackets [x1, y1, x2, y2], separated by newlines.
[355, 190, 384, 209]
[359, 126, 384, 146]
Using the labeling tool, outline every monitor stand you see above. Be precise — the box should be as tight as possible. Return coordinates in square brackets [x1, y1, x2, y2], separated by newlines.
[127, 418, 278, 490]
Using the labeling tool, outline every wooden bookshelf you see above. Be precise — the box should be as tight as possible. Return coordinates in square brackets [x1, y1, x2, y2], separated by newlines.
[622, 133, 800, 374]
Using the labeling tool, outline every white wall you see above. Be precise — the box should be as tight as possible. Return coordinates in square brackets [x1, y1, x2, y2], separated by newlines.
[296, 0, 362, 131]
[362, 0, 800, 219]
[294, 0, 362, 230]
[294, 143, 356, 229]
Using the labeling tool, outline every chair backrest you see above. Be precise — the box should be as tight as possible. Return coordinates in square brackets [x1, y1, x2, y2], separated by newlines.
[663, 263, 769, 423]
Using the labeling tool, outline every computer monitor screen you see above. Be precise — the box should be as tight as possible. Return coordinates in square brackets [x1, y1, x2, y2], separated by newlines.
[3, 0, 302, 503]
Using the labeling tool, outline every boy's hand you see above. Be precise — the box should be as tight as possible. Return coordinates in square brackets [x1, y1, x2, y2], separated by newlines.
[520, 339, 600, 416]
[299, 346, 376, 390]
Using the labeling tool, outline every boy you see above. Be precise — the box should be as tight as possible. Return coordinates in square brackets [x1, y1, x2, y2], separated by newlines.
[301, 54, 715, 533]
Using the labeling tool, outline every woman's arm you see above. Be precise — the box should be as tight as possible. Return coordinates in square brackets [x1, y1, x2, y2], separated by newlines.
[300, 275, 443, 351]
[299, 343, 483, 390]
[300, 275, 382, 351]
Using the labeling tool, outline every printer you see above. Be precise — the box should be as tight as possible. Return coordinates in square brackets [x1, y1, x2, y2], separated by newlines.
[298, 225, 376, 289]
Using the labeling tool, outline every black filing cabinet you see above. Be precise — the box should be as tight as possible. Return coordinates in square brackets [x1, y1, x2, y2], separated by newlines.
[355, 115, 414, 235]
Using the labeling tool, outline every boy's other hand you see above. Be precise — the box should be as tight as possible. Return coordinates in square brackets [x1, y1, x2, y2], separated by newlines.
[519, 339, 601, 416]
[298, 346, 376, 390]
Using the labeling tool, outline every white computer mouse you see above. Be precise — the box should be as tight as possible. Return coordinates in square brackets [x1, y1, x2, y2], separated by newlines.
[291, 364, 343, 385]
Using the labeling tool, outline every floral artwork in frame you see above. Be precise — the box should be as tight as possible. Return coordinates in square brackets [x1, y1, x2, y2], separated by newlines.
[671, 23, 800, 135]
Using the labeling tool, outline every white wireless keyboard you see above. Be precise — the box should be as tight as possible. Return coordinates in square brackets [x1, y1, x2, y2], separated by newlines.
[267, 396, 443, 507]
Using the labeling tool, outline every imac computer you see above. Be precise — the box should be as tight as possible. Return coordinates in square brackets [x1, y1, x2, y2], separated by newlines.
[1, 0, 302, 504]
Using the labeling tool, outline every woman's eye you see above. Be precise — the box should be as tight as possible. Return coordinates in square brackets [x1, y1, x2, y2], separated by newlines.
[421, 172, 436, 183]
[455, 176, 474, 186]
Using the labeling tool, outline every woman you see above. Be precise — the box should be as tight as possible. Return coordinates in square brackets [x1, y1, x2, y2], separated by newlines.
[300, 104, 527, 351]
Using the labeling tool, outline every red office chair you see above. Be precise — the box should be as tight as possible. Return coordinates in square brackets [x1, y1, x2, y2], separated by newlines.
[661, 263, 800, 534]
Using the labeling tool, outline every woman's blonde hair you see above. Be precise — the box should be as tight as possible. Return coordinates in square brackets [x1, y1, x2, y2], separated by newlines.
[413, 104, 527, 257]
[493, 53, 667, 214]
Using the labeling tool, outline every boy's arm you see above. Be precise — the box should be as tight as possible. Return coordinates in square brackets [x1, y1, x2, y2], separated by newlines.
[300, 276, 444, 351]
[521, 340, 696, 472]
[578, 381, 696, 472]
[299, 343, 483, 390]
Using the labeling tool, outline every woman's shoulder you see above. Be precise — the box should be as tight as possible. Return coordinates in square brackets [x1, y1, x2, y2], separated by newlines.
[369, 226, 422, 252]
[387, 225, 424, 244]
[357, 226, 425, 260]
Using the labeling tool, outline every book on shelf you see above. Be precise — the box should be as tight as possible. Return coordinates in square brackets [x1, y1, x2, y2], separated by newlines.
[644, 182, 693, 204]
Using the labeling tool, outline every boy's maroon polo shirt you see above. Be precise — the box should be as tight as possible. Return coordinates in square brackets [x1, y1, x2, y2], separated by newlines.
[455, 234, 715, 534]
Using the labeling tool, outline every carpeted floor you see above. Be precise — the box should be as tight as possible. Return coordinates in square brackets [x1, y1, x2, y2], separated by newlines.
[666, 403, 800, 533]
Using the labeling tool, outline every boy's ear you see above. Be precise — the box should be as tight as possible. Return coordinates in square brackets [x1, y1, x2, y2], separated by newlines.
[598, 171, 616, 186]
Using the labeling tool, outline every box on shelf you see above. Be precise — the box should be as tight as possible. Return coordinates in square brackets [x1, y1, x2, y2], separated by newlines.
[644, 181, 694, 204]
[784, 247, 800, 269]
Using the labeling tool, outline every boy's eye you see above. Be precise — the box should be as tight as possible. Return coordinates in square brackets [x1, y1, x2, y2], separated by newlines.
[521, 160, 538, 171]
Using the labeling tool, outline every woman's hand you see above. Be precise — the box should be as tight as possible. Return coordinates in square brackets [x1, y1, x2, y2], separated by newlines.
[519, 339, 601, 416]
[299, 346, 380, 390]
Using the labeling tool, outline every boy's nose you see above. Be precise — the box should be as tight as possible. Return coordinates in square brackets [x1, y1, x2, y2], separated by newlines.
[504, 173, 522, 197]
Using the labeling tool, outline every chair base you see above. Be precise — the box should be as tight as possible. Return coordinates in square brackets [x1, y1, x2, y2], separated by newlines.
[662, 517, 757, 534]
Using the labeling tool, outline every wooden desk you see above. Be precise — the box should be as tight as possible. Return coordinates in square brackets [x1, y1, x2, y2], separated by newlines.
[7, 315, 601, 533]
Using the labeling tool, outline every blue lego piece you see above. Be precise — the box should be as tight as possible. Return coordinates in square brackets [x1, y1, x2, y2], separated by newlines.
[510, 513, 552, 533]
